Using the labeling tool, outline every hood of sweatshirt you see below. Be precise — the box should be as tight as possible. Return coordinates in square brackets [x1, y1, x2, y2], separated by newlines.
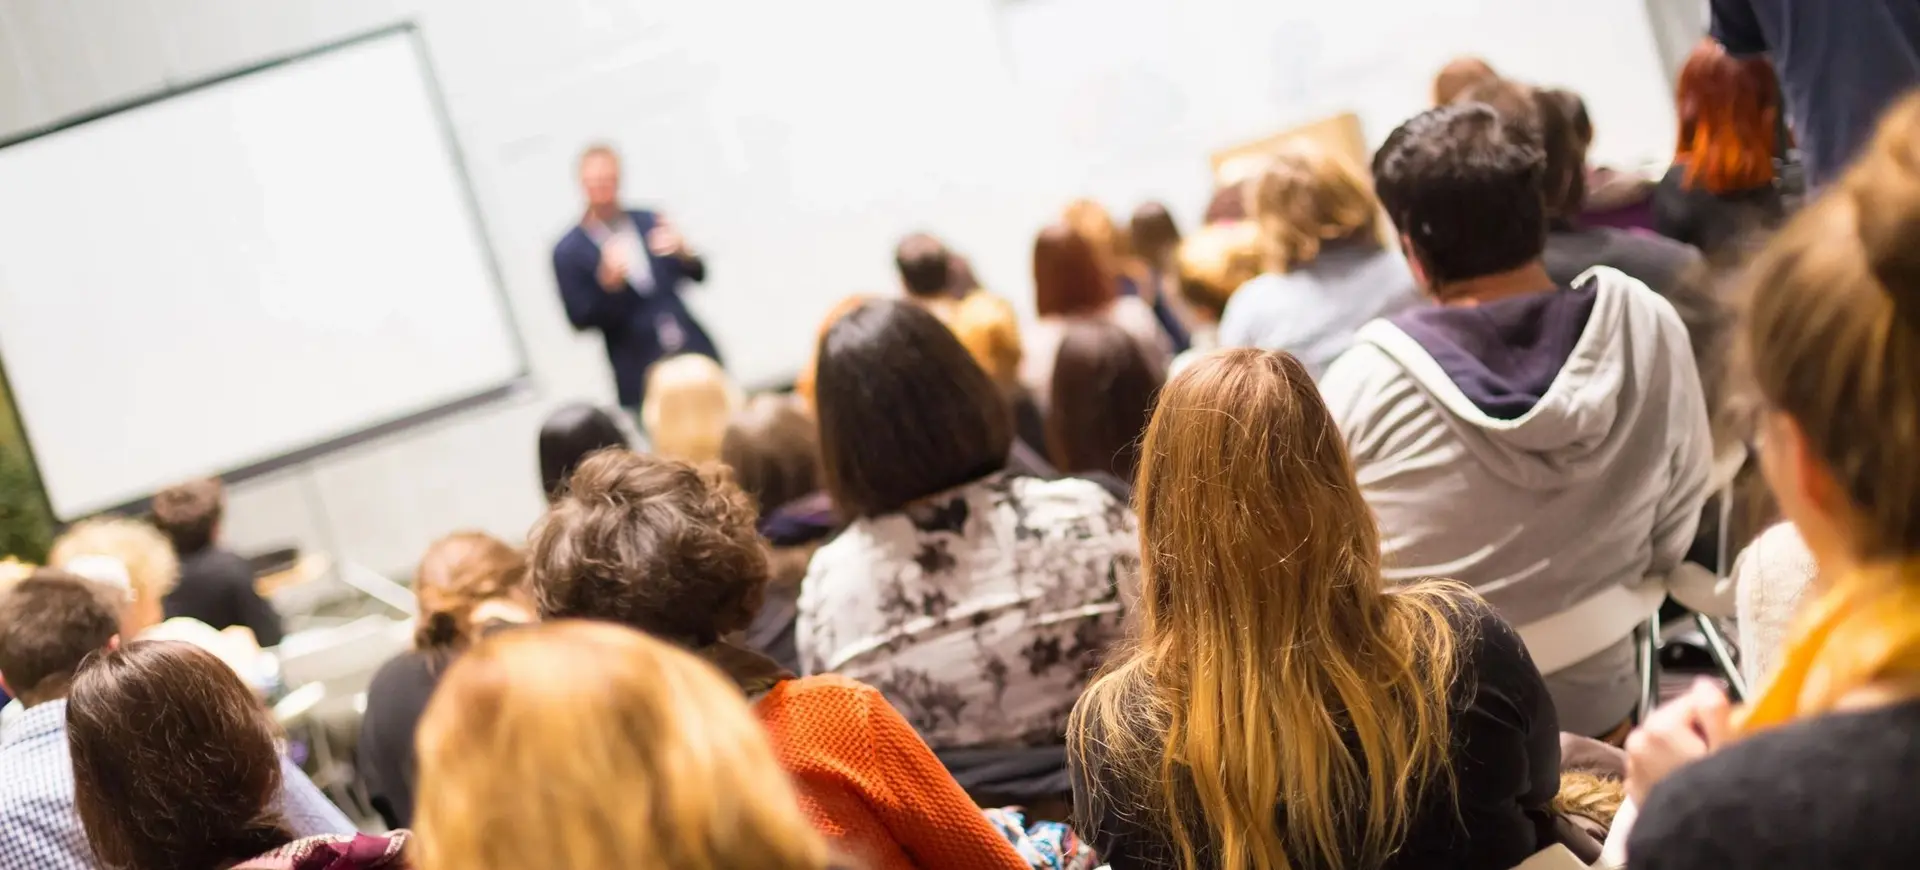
[1361, 267, 1662, 490]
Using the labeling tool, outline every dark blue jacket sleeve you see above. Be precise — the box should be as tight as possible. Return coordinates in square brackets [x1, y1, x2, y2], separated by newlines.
[1710, 0, 1768, 55]
[553, 234, 633, 332]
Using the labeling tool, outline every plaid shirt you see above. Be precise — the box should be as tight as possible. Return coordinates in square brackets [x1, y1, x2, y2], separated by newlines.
[0, 700, 93, 870]
[0, 700, 356, 870]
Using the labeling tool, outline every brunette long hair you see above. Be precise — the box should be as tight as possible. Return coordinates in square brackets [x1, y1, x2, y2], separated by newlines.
[1069, 349, 1465, 870]
[68, 640, 294, 870]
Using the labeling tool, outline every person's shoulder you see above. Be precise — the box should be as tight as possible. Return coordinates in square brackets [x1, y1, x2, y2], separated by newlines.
[367, 648, 442, 695]
[1002, 475, 1136, 538]
[758, 674, 891, 732]
[186, 548, 257, 585]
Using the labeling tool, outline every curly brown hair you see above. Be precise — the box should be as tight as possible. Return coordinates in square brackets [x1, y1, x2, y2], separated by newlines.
[413, 532, 529, 651]
[528, 451, 770, 646]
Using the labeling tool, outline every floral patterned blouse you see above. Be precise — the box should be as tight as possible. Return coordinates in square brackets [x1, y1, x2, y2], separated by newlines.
[797, 473, 1138, 750]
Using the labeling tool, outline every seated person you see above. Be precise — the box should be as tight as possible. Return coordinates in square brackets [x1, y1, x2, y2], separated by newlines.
[802, 301, 1135, 754]
[1022, 223, 1172, 411]
[1073, 349, 1558, 870]
[529, 449, 1032, 870]
[721, 394, 834, 673]
[0, 572, 353, 869]
[537, 402, 630, 502]
[358, 531, 532, 829]
[640, 352, 740, 465]
[150, 477, 284, 646]
[1321, 102, 1713, 738]
[66, 639, 406, 869]
[1218, 139, 1421, 378]
[1171, 219, 1263, 368]
[412, 621, 834, 870]
[1045, 321, 1165, 501]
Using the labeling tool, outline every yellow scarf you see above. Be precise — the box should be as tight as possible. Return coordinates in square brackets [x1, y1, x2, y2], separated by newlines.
[1741, 563, 1920, 732]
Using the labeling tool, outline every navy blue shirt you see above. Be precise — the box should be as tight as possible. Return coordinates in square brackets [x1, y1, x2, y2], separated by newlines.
[552, 209, 719, 408]
[1711, 0, 1920, 187]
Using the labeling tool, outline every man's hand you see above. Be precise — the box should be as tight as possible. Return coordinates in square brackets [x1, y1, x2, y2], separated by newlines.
[647, 217, 687, 258]
[596, 243, 631, 292]
[1625, 679, 1734, 804]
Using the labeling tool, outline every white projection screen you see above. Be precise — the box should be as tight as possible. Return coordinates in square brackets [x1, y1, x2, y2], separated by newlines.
[0, 27, 524, 520]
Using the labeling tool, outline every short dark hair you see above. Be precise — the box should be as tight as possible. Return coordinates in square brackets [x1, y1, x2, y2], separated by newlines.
[538, 403, 631, 502]
[1129, 202, 1182, 264]
[1373, 102, 1548, 288]
[1047, 321, 1165, 484]
[814, 300, 1012, 517]
[720, 393, 821, 516]
[150, 478, 224, 554]
[895, 233, 953, 299]
[0, 570, 121, 701]
[68, 641, 293, 870]
[529, 451, 769, 646]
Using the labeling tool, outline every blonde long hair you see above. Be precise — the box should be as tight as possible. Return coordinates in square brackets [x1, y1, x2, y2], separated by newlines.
[1740, 94, 1920, 731]
[1069, 349, 1463, 870]
[412, 620, 831, 870]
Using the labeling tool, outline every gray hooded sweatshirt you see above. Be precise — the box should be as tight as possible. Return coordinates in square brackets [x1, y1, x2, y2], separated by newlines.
[1321, 267, 1712, 734]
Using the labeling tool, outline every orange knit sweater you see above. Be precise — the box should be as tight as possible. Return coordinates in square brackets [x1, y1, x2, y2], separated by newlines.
[755, 675, 1029, 870]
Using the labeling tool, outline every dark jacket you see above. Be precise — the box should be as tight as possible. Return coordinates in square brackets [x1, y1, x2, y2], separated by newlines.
[552, 209, 719, 408]
[164, 548, 284, 646]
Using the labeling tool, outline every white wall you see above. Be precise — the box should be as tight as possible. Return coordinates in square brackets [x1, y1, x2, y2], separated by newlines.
[0, 0, 1676, 576]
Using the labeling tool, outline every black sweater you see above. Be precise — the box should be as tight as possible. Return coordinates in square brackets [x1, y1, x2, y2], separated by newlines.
[163, 547, 284, 646]
[1071, 595, 1560, 870]
[1630, 699, 1920, 870]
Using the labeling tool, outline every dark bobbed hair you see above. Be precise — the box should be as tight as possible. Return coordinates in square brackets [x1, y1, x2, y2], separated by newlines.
[68, 640, 294, 870]
[894, 233, 953, 299]
[1033, 223, 1117, 317]
[813, 300, 1012, 517]
[538, 403, 630, 501]
[1047, 322, 1165, 485]
[1373, 102, 1548, 289]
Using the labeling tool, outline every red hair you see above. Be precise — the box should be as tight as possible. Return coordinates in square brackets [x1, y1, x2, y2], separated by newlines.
[1033, 223, 1116, 317]
[1674, 39, 1781, 194]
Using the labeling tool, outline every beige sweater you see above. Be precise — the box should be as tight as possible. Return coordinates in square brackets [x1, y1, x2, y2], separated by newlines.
[1732, 522, 1817, 689]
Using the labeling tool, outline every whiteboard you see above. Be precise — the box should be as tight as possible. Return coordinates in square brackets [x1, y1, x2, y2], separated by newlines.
[0, 28, 524, 519]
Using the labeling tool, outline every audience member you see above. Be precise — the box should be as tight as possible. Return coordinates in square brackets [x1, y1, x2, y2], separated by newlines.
[721, 394, 832, 672]
[1023, 223, 1171, 410]
[150, 477, 284, 646]
[1323, 102, 1714, 738]
[529, 450, 1031, 870]
[803, 299, 1135, 752]
[1218, 140, 1419, 378]
[536, 402, 630, 502]
[48, 517, 280, 687]
[1170, 221, 1262, 372]
[413, 621, 831, 870]
[1709, 0, 1920, 188]
[48, 517, 176, 639]
[358, 532, 531, 829]
[1433, 55, 1500, 106]
[1070, 349, 1559, 870]
[1045, 321, 1164, 500]
[1127, 201, 1196, 349]
[1624, 94, 1920, 869]
[1062, 200, 1189, 351]
[1653, 40, 1786, 257]
[896, 232, 961, 321]
[640, 352, 741, 464]
[0, 571, 125, 868]
[67, 640, 407, 870]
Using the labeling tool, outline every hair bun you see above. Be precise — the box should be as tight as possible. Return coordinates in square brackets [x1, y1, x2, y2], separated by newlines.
[1848, 95, 1920, 323]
